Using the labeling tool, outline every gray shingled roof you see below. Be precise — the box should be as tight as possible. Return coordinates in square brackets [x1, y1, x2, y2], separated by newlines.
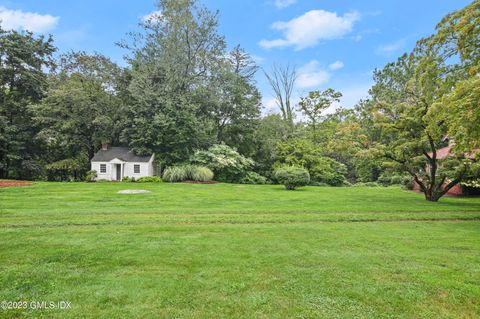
[91, 147, 153, 162]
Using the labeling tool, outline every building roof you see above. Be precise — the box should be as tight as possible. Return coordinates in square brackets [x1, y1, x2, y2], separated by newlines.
[429, 145, 477, 160]
[435, 146, 452, 160]
[91, 147, 153, 163]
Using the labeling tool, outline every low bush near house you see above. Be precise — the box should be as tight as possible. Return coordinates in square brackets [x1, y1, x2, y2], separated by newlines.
[84, 170, 97, 182]
[136, 176, 163, 183]
[122, 176, 136, 182]
[274, 166, 310, 190]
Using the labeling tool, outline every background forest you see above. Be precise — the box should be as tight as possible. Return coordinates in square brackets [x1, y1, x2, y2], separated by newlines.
[0, 0, 479, 201]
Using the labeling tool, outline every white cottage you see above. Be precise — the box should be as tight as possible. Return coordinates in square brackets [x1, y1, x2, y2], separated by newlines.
[91, 144, 154, 181]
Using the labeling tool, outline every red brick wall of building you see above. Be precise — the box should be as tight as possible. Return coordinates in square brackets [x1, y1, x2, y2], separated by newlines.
[412, 181, 464, 196]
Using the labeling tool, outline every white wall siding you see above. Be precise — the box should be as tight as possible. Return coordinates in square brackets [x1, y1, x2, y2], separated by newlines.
[91, 161, 153, 180]
[124, 162, 152, 179]
[91, 162, 111, 180]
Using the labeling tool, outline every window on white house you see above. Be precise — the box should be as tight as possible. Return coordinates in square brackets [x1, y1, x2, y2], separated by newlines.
[134, 164, 140, 174]
[100, 164, 107, 173]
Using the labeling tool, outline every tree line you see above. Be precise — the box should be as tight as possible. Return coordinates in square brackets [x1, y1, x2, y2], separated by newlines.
[0, 0, 478, 201]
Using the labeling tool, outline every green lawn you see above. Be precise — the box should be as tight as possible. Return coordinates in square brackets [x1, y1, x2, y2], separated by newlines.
[1, 182, 479, 318]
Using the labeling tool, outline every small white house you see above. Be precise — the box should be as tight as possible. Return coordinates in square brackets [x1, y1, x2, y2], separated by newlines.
[91, 145, 155, 181]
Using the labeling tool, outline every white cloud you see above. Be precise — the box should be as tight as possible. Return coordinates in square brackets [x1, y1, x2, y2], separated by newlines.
[259, 10, 360, 50]
[297, 60, 331, 88]
[251, 54, 266, 64]
[328, 60, 344, 71]
[376, 38, 406, 54]
[274, 0, 297, 9]
[142, 10, 162, 22]
[0, 6, 59, 33]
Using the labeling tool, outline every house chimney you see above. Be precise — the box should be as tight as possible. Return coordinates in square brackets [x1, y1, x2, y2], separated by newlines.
[101, 143, 109, 151]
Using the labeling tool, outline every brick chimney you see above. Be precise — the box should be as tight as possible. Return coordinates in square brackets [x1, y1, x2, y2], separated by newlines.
[101, 143, 109, 151]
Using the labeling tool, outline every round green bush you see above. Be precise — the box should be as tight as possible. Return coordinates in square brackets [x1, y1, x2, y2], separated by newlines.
[274, 166, 310, 190]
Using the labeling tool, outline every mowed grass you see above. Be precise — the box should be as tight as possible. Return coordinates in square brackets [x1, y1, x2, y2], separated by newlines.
[0, 182, 479, 318]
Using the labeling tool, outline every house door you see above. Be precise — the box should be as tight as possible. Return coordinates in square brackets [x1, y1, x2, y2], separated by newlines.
[116, 164, 121, 181]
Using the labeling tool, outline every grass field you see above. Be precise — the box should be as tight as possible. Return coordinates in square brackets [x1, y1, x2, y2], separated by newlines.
[1, 182, 479, 318]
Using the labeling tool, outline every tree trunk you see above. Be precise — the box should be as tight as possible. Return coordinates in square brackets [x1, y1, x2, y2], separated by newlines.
[424, 191, 440, 202]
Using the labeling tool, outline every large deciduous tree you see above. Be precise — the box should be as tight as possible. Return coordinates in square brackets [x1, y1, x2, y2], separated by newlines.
[0, 28, 55, 179]
[120, 0, 222, 164]
[372, 41, 478, 201]
[425, 0, 480, 152]
[31, 52, 126, 179]
[210, 45, 261, 157]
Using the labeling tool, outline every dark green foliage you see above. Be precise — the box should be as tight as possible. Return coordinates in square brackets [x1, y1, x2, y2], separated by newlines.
[136, 176, 163, 183]
[32, 52, 128, 166]
[122, 176, 136, 182]
[19, 159, 46, 181]
[240, 172, 268, 185]
[274, 166, 310, 190]
[45, 157, 88, 181]
[85, 170, 97, 182]
[251, 114, 292, 178]
[309, 157, 347, 186]
[276, 138, 347, 186]
[0, 27, 56, 178]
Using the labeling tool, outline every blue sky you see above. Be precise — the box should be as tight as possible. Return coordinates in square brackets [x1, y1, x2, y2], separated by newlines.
[0, 0, 471, 113]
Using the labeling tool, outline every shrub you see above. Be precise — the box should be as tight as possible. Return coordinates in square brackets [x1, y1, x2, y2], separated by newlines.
[162, 165, 213, 182]
[85, 170, 97, 182]
[163, 166, 188, 182]
[190, 144, 254, 183]
[122, 176, 136, 182]
[240, 171, 267, 184]
[136, 176, 162, 183]
[309, 157, 347, 186]
[45, 157, 88, 181]
[274, 166, 310, 190]
[275, 139, 347, 186]
[188, 166, 214, 182]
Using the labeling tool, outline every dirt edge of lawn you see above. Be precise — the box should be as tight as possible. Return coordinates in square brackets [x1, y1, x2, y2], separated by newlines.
[0, 179, 32, 188]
